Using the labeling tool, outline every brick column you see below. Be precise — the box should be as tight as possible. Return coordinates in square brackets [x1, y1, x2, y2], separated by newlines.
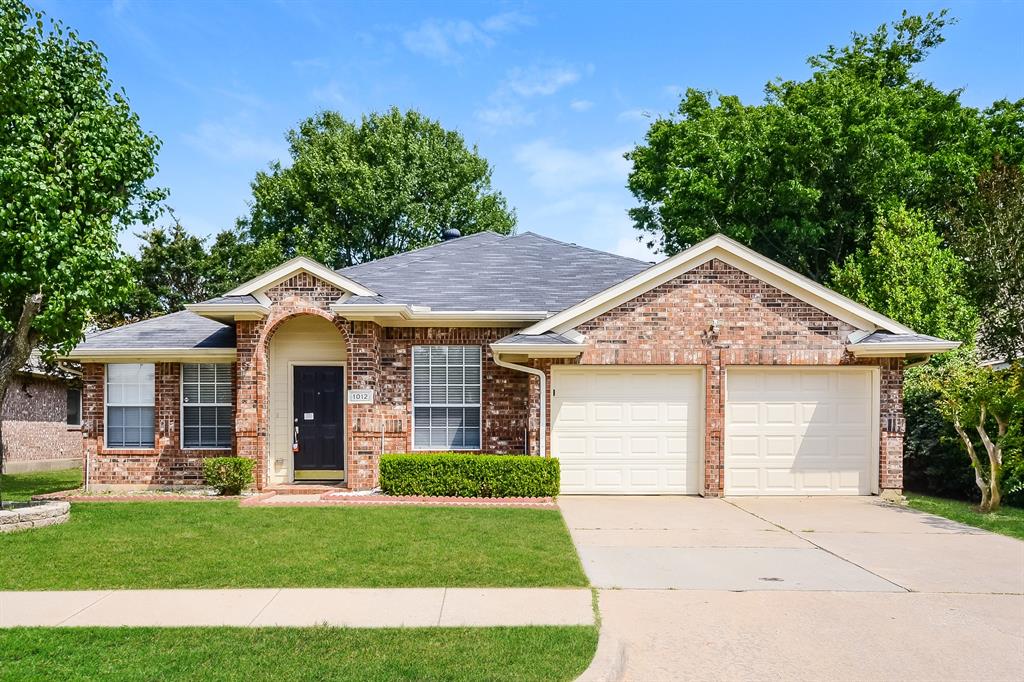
[234, 320, 264, 487]
[703, 349, 724, 496]
[878, 357, 905, 497]
[347, 321, 383, 489]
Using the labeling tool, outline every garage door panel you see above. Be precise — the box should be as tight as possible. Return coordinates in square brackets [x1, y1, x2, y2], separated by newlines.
[725, 368, 876, 496]
[554, 368, 701, 494]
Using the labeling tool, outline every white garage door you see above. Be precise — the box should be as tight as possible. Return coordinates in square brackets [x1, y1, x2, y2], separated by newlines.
[725, 368, 877, 495]
[552, 367, 702, 494]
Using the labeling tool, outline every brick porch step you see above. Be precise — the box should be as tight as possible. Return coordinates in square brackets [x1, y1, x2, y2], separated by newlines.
[263, 484, 349, 495]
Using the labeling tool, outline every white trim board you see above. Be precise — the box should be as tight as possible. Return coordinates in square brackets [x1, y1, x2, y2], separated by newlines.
[521, 233, 917, 337]
[226, 255, 377, 298]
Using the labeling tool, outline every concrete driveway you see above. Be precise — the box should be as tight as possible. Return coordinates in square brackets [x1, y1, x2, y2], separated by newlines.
[564, 496, 1024, 682]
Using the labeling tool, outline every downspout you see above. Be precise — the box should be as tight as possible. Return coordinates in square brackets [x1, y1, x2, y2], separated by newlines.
[492, 352, 546, 458]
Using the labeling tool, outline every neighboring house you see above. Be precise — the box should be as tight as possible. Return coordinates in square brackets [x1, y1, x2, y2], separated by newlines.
[1, 353, 82, 474]
[65, 231, 959, 496]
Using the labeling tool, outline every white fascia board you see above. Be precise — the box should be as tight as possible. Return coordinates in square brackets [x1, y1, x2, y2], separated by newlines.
[521, 234, 916, 336]
[63, 348, 238, 362]
[225, 256, 377, 298]
[490, 343, 585, 358]
[330, 303, 549, 324]
[848, 341, 961, 357]
[185, 303, 270, 322]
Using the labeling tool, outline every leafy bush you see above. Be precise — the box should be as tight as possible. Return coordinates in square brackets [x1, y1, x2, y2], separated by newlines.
[202, 457, 255, 495]
[379, 453, 559, 498]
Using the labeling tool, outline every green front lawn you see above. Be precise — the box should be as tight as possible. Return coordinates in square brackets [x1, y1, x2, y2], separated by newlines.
[0, 467, 82, 502]
[0, 501, 587, 590]
[0, 625, 598, 682]
[906, 493, 1024, 540]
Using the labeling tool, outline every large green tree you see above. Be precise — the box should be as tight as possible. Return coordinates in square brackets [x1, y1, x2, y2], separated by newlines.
[948, 160, 1024, 359]
[830, 204, 977, 342]
[627, 11, 1023, 281]
[241, 107, 516, 269]
[101, 221, 211, 325]
[0, 1, 162, 479]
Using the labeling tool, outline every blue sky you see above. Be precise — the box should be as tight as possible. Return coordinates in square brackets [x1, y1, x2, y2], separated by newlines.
[40, 0, 1024, 260]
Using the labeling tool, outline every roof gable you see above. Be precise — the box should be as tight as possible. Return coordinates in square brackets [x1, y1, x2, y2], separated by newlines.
[226, 256, 376, 298]
[521, 233, 916, 336]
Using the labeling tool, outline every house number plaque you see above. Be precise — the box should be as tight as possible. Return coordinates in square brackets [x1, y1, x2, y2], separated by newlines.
[347, 389, 374, 404]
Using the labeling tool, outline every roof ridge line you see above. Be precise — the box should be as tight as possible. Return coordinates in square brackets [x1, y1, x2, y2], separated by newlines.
[513, 231, 656, 266]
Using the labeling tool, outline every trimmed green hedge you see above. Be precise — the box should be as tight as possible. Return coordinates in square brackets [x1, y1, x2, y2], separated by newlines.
[202, 457, 255, 495]
[379, 453, 560, 498]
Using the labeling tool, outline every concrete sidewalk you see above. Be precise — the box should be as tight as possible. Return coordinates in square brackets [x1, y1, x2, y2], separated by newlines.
[0, 587, 593, 628]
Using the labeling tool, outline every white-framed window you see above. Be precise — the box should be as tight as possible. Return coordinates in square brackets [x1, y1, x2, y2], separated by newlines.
[181, 363, 233, 449]
[412, 345, 482, 450]
[106, 363, 155, 448]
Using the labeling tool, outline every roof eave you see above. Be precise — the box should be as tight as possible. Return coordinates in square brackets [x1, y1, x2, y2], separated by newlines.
[330, 303, 549, 326]
[185, 303, 270, 323]
[847, 341, 961, 357]
[62, 348, 238, 362]
[490, 342, 586, 358]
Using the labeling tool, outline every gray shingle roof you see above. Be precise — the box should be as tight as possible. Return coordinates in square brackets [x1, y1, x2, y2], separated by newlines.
[855, 332, 950, 344]
[195, 295, 260, 305]
[336, 231, 652, 312]
[75, 311, 235, 351]
[495, 332, 582, 346]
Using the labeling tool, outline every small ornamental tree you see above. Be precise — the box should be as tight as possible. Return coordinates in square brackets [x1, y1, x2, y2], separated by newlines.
[0, 2, 163, 491]
[925, 351, 1022, 512]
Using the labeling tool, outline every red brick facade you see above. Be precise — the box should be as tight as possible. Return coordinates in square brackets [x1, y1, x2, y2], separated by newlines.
[81, 362, 237, 486]
[78, 260, 905, 494]
[524, 259, 904, 496]
[1, 374, 81, 472]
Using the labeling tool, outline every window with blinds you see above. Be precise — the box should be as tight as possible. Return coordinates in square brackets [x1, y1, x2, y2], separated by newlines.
[412, 345, 481, 450]
[182, 363, 233, 449]
[106, 363, 155, 448]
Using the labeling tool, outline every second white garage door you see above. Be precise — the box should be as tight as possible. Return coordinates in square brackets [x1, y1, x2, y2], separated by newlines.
[552, 367, 702, 494]
[725, 368, 878, 495]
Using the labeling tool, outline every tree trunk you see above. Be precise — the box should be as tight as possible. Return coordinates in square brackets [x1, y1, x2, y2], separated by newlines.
[977, 406, 1007, 513]
[953, 419, 990, 512]
[0, 293, 43, 504]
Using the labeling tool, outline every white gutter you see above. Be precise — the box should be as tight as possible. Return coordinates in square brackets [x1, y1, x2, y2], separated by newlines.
[492, 352, 547, 458]
[847, 341, 961, 357]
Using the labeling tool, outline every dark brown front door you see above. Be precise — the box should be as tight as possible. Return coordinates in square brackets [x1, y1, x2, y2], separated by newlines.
[293, 366, 345, 480]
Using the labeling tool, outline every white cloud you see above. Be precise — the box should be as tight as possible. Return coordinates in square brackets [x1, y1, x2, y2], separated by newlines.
[402, 19, 491, 63]
[311, 80, 349, 107]
[480, 11, 534, 33]
[504, 65, 580, 97]
[570, 99, 594, 112]
[291, 57, 328, 71]
[662, 84, 683, 98]
[514, 139, 630, 195]
[476, 104, 535, 128]
[618, 108, 653, 122]
[182, 120, 286, 164]
[476, 62, 587, 129]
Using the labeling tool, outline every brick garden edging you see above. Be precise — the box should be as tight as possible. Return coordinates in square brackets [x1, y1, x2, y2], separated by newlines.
[0, 500, 70, 533]
[240, 492, 558, 509]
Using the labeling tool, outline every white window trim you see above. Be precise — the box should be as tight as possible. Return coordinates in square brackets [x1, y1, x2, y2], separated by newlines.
[411, 345, 483, 452]
[180, 362, 234, 451]
[104, 363, 156, 451]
